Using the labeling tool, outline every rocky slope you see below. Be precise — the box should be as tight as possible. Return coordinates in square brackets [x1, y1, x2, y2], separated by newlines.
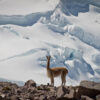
[0, 0, 100, 86]
[0, 80, 100, 100]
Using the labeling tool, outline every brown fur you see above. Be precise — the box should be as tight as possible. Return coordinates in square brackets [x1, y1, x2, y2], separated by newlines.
[46, 56, 68, 86]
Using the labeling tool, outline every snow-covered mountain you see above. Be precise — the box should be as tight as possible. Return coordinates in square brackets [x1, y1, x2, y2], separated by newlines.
[0, 0, 100, 86]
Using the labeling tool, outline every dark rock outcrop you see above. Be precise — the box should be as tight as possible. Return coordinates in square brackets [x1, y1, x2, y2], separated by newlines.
[76, 81, 100, 100]
[0, 80, 100, 100]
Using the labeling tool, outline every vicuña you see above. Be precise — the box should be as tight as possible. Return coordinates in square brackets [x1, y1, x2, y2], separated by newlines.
[46, 56, 68, 86]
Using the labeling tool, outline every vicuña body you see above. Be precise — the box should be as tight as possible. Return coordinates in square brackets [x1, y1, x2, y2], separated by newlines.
[46, 56, 68, 86]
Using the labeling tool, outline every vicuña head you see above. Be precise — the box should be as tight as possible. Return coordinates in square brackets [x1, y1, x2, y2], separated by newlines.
[46, 56, 68, 86]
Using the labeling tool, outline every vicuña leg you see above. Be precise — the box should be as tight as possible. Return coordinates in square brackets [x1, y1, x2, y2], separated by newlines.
[61, 71, 64, 86]
[61, 71, 66, 86]
[63, 73, 66, 86]
[50, 74, 54, 86]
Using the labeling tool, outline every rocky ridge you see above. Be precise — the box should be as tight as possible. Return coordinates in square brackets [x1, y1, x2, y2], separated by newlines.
[0, 80, 100, 100]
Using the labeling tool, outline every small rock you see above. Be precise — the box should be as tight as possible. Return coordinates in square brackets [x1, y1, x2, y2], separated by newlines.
[10, 95, 20, 100]
[96, 94, 100, 100]
[16, 88, 22, 95]
[57, 86, 69, 98]
[34, 96, 40, 100]
[47, 96, 56, 100]
[24, 80, 36, 88]
[64, 86, 75, 99]
[0, 94, 5, 98]
[0, 94, 6, 100]
[39, 95, 47, 100]
[81, 95, 94, 100]
[27, 87, 37, 94]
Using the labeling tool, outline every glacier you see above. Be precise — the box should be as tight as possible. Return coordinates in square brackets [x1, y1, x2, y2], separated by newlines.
[0, 0, 100, 86]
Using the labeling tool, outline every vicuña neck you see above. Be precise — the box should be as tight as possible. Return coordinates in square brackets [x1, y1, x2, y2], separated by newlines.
[47, 59, 50, 69]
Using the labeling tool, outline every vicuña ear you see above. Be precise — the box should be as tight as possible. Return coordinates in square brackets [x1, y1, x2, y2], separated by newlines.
[49, 56, 51, 58]
[46, 56, 48, 59]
